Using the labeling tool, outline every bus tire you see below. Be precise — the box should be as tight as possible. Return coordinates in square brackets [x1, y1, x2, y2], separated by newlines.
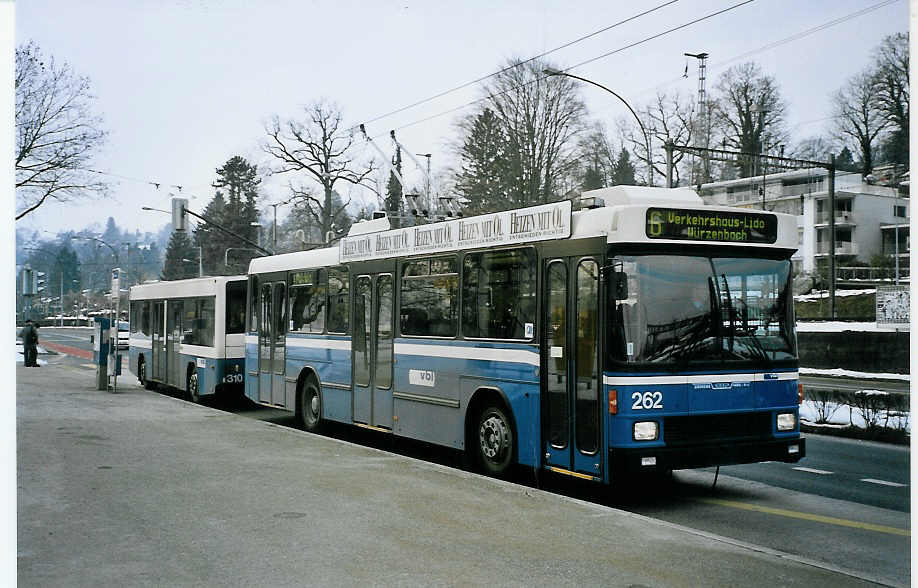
[476, 404, 514, 477]
[299, 378, 322, 433]
[187, 366, 200, 404]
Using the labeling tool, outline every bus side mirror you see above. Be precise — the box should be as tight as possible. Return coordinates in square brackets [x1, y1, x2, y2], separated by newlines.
[613, 273, 628, 300]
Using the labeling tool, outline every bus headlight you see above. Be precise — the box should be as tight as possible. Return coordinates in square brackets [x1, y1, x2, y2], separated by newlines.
[776, 412, 796, 431]
[633, 421, 659, 441]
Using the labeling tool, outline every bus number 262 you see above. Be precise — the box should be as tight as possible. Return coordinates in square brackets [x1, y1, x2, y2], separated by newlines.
[631, 391, 663, 410]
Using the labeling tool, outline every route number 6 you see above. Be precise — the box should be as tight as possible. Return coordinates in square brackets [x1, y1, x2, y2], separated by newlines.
[631, 391, 663, 410]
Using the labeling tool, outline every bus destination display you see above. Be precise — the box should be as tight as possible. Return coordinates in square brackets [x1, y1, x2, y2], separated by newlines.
[646, 207, 777, 244]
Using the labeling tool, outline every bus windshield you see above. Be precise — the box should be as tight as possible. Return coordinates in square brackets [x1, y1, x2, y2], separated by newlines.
[609, 254, 796, 368]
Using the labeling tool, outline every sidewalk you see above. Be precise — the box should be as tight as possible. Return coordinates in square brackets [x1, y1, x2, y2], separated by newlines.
[18, 362, 878, 587]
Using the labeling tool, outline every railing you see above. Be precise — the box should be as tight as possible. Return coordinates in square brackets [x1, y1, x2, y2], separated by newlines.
[816, 242, 858, 255]
[836, 266, 910, 281]
[815, 211, 856, 225]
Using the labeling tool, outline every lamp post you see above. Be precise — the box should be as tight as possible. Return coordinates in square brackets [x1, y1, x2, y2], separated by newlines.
[751, 103, 770, 210]
[268, 197, 297, 252]
[543, 68, 653, 186]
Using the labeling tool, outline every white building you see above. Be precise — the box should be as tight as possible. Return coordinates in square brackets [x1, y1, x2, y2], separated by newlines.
[698, 169, 909, 276]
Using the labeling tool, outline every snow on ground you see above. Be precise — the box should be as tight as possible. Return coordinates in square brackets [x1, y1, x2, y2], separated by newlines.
[800, 398, 910, 433]
[796, 321, 907, 333]
[15, 343, 47, 366]
[794, 288, 875, 302]
[799, 367, 910, 381]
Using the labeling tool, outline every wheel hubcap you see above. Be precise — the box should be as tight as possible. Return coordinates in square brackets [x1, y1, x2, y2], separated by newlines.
[479, 415, 508, 460]
[190, 373, 197, 395]
[309, 393, 319, 417]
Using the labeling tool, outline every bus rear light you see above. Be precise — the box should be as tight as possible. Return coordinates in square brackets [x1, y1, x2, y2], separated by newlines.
[798, 383, 804, 404]
[608, 389, 618, 415]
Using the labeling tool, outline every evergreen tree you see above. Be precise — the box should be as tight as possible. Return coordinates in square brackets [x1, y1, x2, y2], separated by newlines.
[454, 108, 517, 214]
[835, 147, 858, 173]
[52, 246, 81, 295]
[207, 156, 262, 274]
[193, 192, 226, 275]
[611, 147, 636, 186]
[161, 230, 198, 280]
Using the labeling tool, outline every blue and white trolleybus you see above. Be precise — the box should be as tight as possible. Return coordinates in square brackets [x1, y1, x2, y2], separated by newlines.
[245, 185, 805, 482]
[129, 275, 248, 402]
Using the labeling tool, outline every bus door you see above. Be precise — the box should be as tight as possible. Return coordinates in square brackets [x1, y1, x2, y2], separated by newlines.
[258, 281, 287, 406]
[543, 257, 601, 478]
[352, 272, 394, 429]
[166, 300, 184, 388]
[152, 301, 166, 382]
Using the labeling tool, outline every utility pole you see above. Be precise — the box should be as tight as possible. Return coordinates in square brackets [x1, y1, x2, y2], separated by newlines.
[684, 52, 709, 185]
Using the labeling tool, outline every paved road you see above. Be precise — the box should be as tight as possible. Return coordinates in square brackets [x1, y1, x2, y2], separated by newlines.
[20, 360, 884, 587]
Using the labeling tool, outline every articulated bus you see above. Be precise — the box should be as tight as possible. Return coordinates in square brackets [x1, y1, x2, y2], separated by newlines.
[128, 276, 248, 402]
[246, 185, 805, 482]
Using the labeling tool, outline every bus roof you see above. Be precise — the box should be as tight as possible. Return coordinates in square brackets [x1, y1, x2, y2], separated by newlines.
[247, 246, 339, 276]
[248, 186, 798, 272]
[130, 275, 246, 300]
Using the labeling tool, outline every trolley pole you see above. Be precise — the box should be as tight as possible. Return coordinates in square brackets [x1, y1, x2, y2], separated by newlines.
[828, 154, 836, 320]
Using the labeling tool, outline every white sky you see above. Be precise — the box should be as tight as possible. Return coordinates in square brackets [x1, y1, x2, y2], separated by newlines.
[14, 0, 909, 238]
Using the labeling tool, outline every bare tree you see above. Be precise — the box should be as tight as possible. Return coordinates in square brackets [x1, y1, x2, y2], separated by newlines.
[621, 92, 694, 186]
[482, 59, 587, 205]
[831, 71, 887, 176]
[264, 100, 376, 243]
[15, 41, 108, 220]
[871, 32, 908, 166]
[712, 62, 787, 178]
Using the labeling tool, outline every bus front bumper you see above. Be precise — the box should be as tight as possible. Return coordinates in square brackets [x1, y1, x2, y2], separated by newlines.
[610, 436, 805, 472]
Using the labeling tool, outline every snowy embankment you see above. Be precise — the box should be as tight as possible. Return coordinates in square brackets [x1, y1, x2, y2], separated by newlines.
[800, 390, 910, 434]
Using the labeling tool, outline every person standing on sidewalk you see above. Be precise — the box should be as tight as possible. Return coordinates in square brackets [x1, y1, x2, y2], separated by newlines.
[19, 319, 39, 367]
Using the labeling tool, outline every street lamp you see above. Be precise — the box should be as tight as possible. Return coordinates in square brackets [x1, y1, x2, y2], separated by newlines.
[750, 103, 770, 210]
[73, 235, 119, 265]
[267, 197, 297, 252]
[544, 67, 653, 186]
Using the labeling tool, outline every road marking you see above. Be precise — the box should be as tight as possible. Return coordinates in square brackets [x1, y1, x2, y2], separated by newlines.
[792, 466, 833, 475]
[697, 497, 910, 537]
[81, 364, 97, 370]
[861, 478, 907, 488]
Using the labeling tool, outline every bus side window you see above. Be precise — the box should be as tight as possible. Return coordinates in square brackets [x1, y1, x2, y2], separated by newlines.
[327, 267, 349, 334]
[462, 248, 536, 340]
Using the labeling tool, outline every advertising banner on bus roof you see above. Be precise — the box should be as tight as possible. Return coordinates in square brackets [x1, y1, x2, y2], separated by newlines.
[340, 200, 572, 262]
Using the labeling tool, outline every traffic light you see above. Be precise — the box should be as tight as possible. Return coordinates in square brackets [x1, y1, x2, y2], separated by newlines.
[20, 267, 33, 296]
[172, 197, 189, 231]
[33, 272, 46, 295]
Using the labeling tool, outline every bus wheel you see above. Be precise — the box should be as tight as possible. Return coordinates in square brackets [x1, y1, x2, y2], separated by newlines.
[476, 405, 514, 476]
[187, 368, 200, 403]
[300, 379, 322, 432]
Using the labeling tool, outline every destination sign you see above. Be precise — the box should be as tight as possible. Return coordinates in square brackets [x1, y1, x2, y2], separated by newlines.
[340, 200, 572, 262]
[645, 207, 777, 244]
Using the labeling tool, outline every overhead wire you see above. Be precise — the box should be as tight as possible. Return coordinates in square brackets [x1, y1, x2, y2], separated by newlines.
[382, 0, 756, 136]
[359, 0, 682, 129]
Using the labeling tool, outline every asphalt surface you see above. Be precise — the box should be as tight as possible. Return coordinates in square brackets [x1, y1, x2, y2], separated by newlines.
[18, 359, 892, 587]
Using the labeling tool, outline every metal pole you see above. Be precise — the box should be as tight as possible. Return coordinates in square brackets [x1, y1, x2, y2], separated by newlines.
[198, 246, 203, 277]
[828, 154, 836, 320]
[273, 204, 278, 252]
[665, 141, 674, 188]
[894, 193, 900, 285]
[60, 272, 64, 327]
[761, 143, 767, 210]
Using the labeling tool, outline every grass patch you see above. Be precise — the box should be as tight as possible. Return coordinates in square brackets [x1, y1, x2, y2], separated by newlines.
[795, 292, 875, 320]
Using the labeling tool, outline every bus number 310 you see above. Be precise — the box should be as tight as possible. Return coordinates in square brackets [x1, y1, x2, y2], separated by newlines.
[631, 391, 663, 410]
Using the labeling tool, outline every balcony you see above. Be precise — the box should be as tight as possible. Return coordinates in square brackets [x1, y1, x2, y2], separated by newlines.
[814, 211, 855, 225]
[815, 242, 858, 255]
